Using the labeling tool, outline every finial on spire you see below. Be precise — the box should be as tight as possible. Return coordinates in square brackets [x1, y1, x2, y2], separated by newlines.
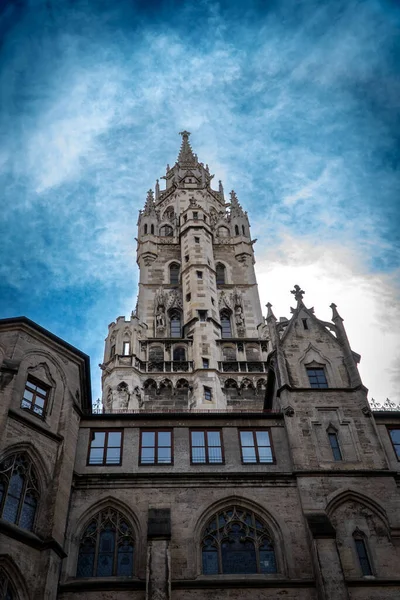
[266, 302, 276, 320]
[330, 302, 343, 321]
[291, 285, 305, 303]
[177, 130, 196, 165]
[230, 190, 244, 216]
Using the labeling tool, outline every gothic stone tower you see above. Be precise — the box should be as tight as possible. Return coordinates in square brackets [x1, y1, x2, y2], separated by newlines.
[101, 131, 268, 413]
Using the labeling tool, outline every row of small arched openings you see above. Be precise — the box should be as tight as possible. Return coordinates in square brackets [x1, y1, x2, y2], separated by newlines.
[143, 378, 191, 394]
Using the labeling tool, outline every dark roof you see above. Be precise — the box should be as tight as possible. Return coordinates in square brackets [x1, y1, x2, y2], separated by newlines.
[0, 316, 92, 410]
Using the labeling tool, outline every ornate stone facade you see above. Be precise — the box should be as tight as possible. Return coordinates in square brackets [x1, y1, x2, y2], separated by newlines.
[0, 133, 399, 599]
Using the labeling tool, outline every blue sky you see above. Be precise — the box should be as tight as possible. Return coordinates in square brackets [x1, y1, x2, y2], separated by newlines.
[0, 0, 399, 404]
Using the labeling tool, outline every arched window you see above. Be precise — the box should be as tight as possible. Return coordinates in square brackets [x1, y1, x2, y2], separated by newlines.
[169, 263, 180, 285]
[353, 530, 373, 576]
[0, 567, 17, 599]
[77, 508, 135, 578]
[151, 224, 154, 235]
[246, 345, 260, 361]
[216, 263, 226, 285]
[170, 310, 181, 338]
[220, 310, 232, 338]
[149, 346, 164, 364]
[235, 225, 239, 236]
[144, 224, 148, 234]
[0, 453, 39, 531]
[173, 346, 186, 361]
[160, 225, 173, 237]
[202, 506, 277, 575]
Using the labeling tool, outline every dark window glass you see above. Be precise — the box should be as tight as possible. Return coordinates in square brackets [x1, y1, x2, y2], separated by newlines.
[151, 224, 154, 234]
[196, 271, 203, 279]
[242, 225, 245, 235]
[220, 313, 232, 338]
[328, 432, 342, 461]
[216, 263, 226, 285]
[170, 312, 181, 338]
[160, 225, 173, 237]
[202, 506, 277, 575]
[193, 212, 198, 220]
[144, 224, 148, 234]
[149, 346, 164, 362]
[223, 346, 236, 361]
[186, 293, 191, 301]
[77, 509, 134, 578]
[204, 387, 212, 402]
[388, 428, 400, 460]
[355, 538, 372, 576]
[195, 237, 200, 243]
[191, 430, 223, 464]
[0, 453, 39, 531]
[306, 367, 328, 388]
[173, 347, 186, 361]
[302, 318, 308, 330]
[235, 225, 239, 235]
[169, 263, 180, 285]
[140, 430, 172, 464]
[198, 311, 207, 322]
[21, 377, 49, 418]
[88, 431, 122, 466]
[202, 358, 209, 369]
[239, 430, 273, 464]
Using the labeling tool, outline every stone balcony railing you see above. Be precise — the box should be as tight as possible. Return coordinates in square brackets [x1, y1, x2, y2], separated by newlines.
[137, 360, 193, 373]
[218, 361, 268, 373]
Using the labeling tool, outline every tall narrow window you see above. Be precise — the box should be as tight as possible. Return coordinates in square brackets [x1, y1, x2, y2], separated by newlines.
[202, 358, 209, 369]
[235, 225, 239, 235]
[140, 430, 172, 464]
[242, 225, 245, 235]
[216, 263, 226, 285]
[354, 534, 373, 576]
[88, 430, 123, 466]
[77, 508, 134, 578]
[306, 367, 328, 388]
[220, 311, 232, 338]
[170, 311, 181, 338]
[21, 377, 49, 418]
[110, 344, 116, 358]
[122, 342, 130, 356]
[0, 453, 39, 531]
[328, 429, 342, 461]
[144, 224, 148, 234]
[202, 506, 277, 575]
[204, 387, 212, 402]
[151, 224, 154, 234]
[169, 263, 180, 285]
[191, 430, 223, 464]
[239, 430, 274, 464]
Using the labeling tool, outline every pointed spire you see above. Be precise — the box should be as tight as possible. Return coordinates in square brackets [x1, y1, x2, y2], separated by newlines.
[330, 302, 343, 322]
[229, 190, 244, 217]
[219, 180, 224, 198]
[177, 130, 197, 166]
[266, 302, 276, 321]
[155, 179, 160, 201]
[143, 189, 155, 215]
[290, 284, 305, 306]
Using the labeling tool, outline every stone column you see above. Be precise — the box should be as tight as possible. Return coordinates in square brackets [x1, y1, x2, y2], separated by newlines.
[146, 508, 171, 600]
[306, 513, 349, 600]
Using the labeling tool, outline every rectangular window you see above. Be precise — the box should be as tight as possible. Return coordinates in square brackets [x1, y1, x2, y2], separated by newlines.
[110, 344, 116, 357]
[198, 310, 207, 322]
[193, 212, 198, 220]
[196, 271, 203, 279]
[140, 430, 172, 465]
[302, 318, 308, 330]
[88, 430, 122, 465]
[202, 358, 209, 369]
[21, 377, 49, 418]
[328, 432, 342, 461]
[204, 387, 212, 402]
[183, 214, 187, 223]
[388, 428, 400, 460]
[306, 367, 328, 388]
[191, 430, 223, 464]
[122, 342, 130, 356]
[355, 539, 373, 576]
[185, 255, 189, 262]
[195, 237, 200, 243]
[239, 430, 274, 464]
[186, 293, 191, 301]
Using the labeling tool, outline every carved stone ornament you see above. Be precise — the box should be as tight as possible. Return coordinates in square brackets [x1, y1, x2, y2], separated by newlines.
[218, 291, 232, 310]
[283, 405, 295, 417]
[167, 289, 183, 310]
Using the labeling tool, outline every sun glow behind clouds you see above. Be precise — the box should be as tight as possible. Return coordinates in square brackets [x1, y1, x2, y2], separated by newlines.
[0, 0, 399, 402]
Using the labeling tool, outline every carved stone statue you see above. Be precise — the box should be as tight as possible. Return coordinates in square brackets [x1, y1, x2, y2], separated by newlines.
[156, 309, 165, 329]
[105, 388, 113, 411]
[117, 384, 129, 409]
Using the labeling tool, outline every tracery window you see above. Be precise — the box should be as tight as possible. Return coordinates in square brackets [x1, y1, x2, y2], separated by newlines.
[0, 453, 39, 531]
[202, 506, 277, 575]
[160, 225, 173, 237]
[77, 508, 134, 578]
[173, 346, 186, 361]
[0, 568, 16, 600]
[222, 346, 236, 361]
[169, 263, 180, 285]
[216, 263, 226, 285]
